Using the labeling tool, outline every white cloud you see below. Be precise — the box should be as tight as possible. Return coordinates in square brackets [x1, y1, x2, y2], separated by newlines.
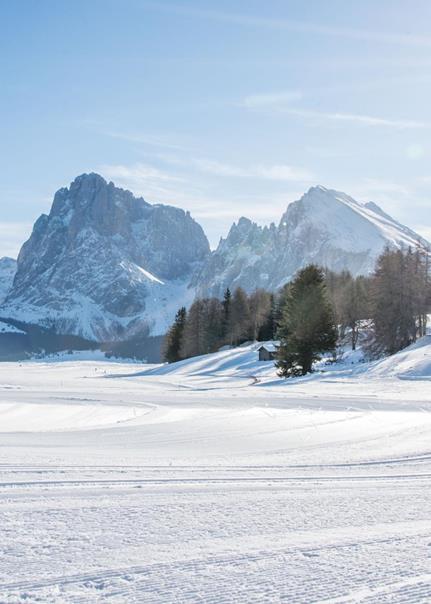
[98, 162, 188, 203]
[0, 222, 33, 259]
[192, 158, 313, 181]
[415, 226, 431, 243]
[300, 109, 428, 129]
[100, 162, 184, 184]
[143, 3, 431, 48]
[242, 89, 429, 130]
[154, 154, 314, 182]
[103, 131, 190, 151]
[192, 159, 248, 177]
[406, 144, 426, 159]
[356, 178, 411, 196]
[255, 164, 313, 181]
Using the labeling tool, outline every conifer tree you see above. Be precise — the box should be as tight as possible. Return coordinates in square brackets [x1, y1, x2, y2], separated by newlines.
[181, 298, 224, 358]
[258, 293, 276, 341]
[221, 287, 231, 341]
[227, 287, 251, 346]
[368, 247, 430, 356]
[163, 307, 187, 363]
[276, 265, 337, 376]
[249, 289, 272, 341]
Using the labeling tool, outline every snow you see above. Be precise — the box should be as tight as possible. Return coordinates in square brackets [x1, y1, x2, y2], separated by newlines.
[295, 186, 428, 256]
[0, 321, 25, 334]
[0, 342, 430, 602]
[135, 264, 165, 284]
[370, 335, 431, 379]
[0, 256, 17, 303]
[120, 260, 165, 285]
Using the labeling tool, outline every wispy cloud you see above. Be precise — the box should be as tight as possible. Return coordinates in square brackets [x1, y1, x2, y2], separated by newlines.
[0, 222, 33, 259]
[192, 158, 313, 181]
[285, 108, 429, 129]
[98, 162, 189, 205]
[192, 159, 247, 178]
[98, 158, 314, 247]
[255, 164, 313, 181]
[243, 95, 429, 129]
[143, 3, 431, 48]
[103, 131, 191, 151]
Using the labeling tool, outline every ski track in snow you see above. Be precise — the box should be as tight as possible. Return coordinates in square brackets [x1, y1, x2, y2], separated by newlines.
[0, 346, 431, 603]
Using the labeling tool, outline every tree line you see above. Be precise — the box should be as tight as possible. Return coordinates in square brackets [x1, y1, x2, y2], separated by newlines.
[163, 287, 277, 363]
[163, 247, 430, 376]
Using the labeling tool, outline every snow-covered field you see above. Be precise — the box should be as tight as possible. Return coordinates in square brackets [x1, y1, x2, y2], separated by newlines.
[1, 341, 431, 603]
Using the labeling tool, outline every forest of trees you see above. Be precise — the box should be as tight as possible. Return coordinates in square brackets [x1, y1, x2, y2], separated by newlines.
[163, 287, 276, 362]
[163, 247, 431, 375]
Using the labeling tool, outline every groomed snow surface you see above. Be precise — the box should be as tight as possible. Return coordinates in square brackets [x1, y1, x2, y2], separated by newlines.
[1, 340, 431, 603]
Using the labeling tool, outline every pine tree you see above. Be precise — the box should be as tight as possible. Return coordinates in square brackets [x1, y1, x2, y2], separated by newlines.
[258, 293, 276, 341]
[163, 307, 187, 363]
[368, 247, 430, 356]
[276, 265, 337, 377]
[181, 298, 224, 358]
[249, 289, 272, 341]
[221, 288, 231, 342]
[325, 269, 370, 350]
[226, 287, 251, 346]
[180, 299, 206, 358]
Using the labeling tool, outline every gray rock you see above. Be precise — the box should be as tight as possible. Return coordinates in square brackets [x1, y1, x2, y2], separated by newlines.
[0, 257, 17, 303]
[2, 180, 428, 341]
[194, 185, 429, 297]
[2, 174, 209, 341]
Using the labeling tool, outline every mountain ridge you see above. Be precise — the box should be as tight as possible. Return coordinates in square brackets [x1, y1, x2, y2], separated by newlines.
[0, 176, 428, 341]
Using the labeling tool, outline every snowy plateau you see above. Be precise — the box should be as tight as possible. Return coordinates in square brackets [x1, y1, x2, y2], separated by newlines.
[0, 174, 428, 343]
[1, 338, 431, 603]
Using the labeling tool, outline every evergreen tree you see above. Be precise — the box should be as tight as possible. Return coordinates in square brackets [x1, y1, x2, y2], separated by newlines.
[203, 297, 224, 352]
[258, 293, 276, 341]
[227, 287, 251, 345]
[276, 265, 337, 376]
[181, 298, 224, 358]
[221, 287, 231, 341]
[180, 299, 207, 358]
[163, 307, 187, 363]
[368, 247, 430, 356]
[249, 289, 272, 341]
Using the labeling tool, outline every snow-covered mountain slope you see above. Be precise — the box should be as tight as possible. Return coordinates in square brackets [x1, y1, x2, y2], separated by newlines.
[194, 186, 429, 297]
[0, 257, 16, 303]
[0, 174, 210, 341]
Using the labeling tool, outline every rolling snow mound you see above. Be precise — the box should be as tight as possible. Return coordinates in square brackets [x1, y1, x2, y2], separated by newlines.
[370, 335, 431, 379]
[139, 342, 276, 379]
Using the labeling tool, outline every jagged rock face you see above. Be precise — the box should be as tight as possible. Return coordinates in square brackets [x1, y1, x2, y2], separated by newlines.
[194, 186, 429, 298]
[0, 257, 17, 303]
[2, 174, 210, 341]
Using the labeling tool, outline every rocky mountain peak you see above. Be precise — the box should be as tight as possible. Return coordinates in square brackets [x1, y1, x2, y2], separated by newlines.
[2, 174, 210, 341]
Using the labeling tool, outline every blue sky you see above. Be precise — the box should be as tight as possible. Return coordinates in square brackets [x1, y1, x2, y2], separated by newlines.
[1, 0, 431, 255]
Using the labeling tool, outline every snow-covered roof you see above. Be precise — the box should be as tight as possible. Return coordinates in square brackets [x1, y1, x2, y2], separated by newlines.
[258, 342, 279, 353]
